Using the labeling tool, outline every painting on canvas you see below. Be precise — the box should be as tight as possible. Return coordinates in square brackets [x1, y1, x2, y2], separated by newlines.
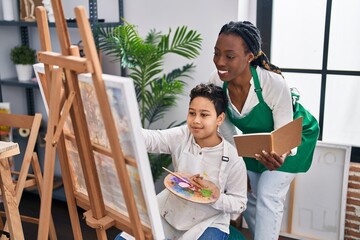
[33, 63, 164, 239]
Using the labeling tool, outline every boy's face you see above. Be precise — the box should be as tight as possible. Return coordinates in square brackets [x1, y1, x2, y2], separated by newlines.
[187, 96, 224, 147]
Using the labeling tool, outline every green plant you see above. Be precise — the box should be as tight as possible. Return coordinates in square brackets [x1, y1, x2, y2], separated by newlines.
[10, 45, 37, 65]
[95, 21, 202, 180]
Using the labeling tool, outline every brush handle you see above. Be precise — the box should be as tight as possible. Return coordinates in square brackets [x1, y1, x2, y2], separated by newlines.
[162, 167, 192, 185]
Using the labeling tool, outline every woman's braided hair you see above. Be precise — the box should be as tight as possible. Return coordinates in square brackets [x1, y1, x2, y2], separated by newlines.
[219, 21, 282, 76]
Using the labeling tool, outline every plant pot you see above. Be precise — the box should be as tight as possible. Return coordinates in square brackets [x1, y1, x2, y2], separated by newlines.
[15, 64, 33, 82]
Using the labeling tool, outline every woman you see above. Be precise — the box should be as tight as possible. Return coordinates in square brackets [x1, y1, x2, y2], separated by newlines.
[142, 83, 247, 239]
[209, 21, 318, 240]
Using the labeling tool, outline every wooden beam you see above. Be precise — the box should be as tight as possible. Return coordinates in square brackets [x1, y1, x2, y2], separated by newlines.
[38, 52, 94, 73]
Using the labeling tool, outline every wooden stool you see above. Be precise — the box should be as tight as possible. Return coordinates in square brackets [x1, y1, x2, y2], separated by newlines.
[0, 113, 56, 239]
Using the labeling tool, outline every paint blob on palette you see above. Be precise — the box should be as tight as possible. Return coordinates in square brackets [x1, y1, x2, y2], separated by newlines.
[164, 173, 220, 204]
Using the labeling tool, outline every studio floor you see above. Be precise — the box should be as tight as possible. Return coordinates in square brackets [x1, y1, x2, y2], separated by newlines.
[0, 190, 299, 240]
[0, 190, 119, 239]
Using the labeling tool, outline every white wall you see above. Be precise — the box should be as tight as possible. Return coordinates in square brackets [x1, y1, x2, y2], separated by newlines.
[121, 0, 240, 128]
[0, 0, 243, 127]
[0, 0, 250, 177]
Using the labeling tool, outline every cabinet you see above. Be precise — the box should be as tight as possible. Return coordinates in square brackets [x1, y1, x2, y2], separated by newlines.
[0, 0, 124, 112]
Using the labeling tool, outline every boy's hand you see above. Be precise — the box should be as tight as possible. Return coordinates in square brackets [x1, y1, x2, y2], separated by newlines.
[190, 174, 208, 188]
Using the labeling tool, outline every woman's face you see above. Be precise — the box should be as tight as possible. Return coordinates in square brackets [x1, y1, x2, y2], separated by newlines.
[187, 96, 224, 146]
[213, 33, 253, 82]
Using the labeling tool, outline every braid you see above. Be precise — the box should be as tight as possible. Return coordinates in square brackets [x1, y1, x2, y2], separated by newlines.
[219, 21, 282, 76]
[252, 51, 282, 75]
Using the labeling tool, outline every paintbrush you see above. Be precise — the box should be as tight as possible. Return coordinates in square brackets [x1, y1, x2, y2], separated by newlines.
[162, 167, 203, 189]
[162, 167, 193, 186]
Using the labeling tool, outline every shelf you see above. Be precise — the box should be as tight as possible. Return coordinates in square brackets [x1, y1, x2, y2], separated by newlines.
[0, 20, 120, 28]
[0, 78, 39, 89]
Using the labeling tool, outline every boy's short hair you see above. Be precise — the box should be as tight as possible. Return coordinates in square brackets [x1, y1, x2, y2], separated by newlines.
[189, 83, 228, 116]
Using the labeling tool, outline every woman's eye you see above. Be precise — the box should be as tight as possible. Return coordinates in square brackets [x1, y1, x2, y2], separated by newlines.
[189, 112, 196, 116]
[227, 55, 235, 59]
[201, 113, 209, 117]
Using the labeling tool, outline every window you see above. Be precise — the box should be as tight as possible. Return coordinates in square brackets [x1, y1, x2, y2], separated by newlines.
[257, 0, 360, 161]
[272, 0, 326, 70]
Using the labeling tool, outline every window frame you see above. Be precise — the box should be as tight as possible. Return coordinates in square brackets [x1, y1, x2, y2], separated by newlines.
[256, 0, 360, 162]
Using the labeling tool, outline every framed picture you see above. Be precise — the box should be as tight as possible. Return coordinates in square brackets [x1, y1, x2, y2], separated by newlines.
[33, 63, 165, 239]
[242, 141, 351, 240]
[290, 141, 351, 240]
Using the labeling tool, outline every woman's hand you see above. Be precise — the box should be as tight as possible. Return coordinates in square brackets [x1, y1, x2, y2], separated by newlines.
[255, 151, 290, 171]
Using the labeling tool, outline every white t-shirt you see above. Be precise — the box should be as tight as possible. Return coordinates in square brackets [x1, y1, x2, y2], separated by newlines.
[209, 66, 294, 146]
[142, 125, 247, 238]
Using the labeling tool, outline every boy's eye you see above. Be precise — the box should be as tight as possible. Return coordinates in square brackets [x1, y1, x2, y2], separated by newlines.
[201, 113, 209, 117]
[227, 55, 235, 59]
[189, 111, 196, 116]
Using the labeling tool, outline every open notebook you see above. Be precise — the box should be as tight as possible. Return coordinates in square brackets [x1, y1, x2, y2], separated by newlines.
[233, 117, 303, 158]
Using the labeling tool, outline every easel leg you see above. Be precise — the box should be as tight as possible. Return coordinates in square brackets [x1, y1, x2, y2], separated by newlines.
[56, 140, 84, 240]
[0, 158, 24, 240]
[31, 153, 57, 240]
[38, 69, 63, 239]
[96, 229, 108, 239]
[287, 179, 296, 233]
[0, 216, 4, 230]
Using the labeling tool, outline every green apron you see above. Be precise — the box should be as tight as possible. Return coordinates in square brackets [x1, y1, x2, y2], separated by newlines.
[223, 66, 319, 173]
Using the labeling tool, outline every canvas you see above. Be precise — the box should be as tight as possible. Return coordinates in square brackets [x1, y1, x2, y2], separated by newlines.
[34, 63, 165, 239]
[241, 141, 351, 240]
[290, 141, 350, 240]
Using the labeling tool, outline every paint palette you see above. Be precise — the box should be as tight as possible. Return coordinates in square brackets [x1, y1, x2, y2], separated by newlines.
[164, 172, 220, 204]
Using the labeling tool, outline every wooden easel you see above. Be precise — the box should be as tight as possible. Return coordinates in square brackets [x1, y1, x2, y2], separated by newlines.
[35, 1, 155, 239]
[0, 113, 57, 240]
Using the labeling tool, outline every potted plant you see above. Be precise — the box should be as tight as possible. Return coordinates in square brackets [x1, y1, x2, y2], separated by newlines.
[95, 21, 202, 181]
[10, 45, 37, 82]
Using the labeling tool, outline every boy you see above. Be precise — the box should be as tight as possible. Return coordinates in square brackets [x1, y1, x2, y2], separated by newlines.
[142, 83, 247, 239]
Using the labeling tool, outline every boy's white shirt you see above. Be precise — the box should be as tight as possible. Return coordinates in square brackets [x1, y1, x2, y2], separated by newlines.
[142, 125, 247, 239]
